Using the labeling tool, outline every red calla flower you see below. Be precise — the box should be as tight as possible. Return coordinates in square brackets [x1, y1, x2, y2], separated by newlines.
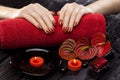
[75, 38, 98, 60]
[91, 32, 111, 57]
[59, 39, 77, 60]
[59, 32, 111, 61]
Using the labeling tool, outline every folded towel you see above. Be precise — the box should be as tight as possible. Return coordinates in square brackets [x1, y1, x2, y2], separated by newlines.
[0, 14, 106, 50]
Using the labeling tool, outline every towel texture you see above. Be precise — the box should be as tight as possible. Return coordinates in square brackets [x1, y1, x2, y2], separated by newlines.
[0, 14, 106, 50]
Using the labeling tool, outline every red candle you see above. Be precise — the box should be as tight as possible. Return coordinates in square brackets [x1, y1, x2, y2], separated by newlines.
[91, 57, 108, 72]
[29, 56, 44, 67]
[68, 59, 82, 71]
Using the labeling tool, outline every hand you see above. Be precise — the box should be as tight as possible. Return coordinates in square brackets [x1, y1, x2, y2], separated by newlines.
[10, 3, 55, 34]
[58, 3, 94, 33]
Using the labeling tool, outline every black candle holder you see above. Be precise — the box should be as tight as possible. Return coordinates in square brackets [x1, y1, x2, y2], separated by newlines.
[10, 48, 62, 77]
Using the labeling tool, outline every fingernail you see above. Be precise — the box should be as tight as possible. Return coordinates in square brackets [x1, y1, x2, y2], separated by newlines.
[35, 25, 39, 29]
[50, 26, 54, 31]
[47, 30, 51, 34]
[63, 27, 67, 33]
[53, 20, 56, 25]
[39, 26, 42, 29]
[68, 27, 71, 33]
[49, 28, 53, 33]
[45, 31, 48, 34]
[57, 11, 60, 15]
[51, 28, 54, 32]
[64, 29, 66, 33]
[51, 27, 55, 32]
[59, 20, 62, 26]
[74, 22, 78, 27]
[69, 28, 73, 32]
[62, 27, 65, 33]
[66, 27, 69, 33]
[51, 11, 55, 15]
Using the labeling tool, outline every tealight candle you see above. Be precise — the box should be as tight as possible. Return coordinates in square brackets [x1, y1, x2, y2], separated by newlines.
[68, 59, 82, 71]
[29, 56, 44, 68]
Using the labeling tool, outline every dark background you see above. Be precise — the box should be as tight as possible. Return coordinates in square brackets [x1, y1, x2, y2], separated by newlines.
[0, 0, 120, 80]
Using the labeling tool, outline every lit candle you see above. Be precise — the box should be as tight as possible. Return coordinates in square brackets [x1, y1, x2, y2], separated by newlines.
[29, 56, 44, 68]
[68, 59, 82, 71]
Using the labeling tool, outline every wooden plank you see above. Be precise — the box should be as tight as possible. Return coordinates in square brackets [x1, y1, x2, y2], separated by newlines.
[59, 68, 89, 80]
[0, 57, 22, 80]
[0, 50, 119, 80]
[0, 50, 9, 62]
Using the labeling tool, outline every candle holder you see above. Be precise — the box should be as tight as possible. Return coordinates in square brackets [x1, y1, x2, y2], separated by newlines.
[10, 48, 62, 76]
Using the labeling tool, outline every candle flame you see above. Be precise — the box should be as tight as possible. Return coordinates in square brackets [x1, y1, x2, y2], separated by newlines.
[73, 59, 76, 64]
[34, 57, 37, 60]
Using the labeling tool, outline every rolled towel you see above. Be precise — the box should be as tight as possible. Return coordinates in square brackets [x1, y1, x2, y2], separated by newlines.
[0, 14, 106, 50]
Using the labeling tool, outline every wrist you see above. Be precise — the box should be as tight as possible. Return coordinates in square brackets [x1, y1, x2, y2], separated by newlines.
[7, 8, 19, 18]
[84, 7, 94, 13]
[0, 6, 19, 19]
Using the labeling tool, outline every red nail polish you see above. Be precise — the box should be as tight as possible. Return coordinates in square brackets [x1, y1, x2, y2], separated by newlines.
[53, 20, 56, 25]
[59, 20, 63, 26]
[74, 22, 78, 27]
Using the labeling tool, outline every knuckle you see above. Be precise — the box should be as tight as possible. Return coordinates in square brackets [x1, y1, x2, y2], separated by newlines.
[29, 3, 33, 6]
[74, 9, 79, 14]
[50, 18, 54, 22]
[18, 10, 25, 17]
[65, 13, 69, 18]
[66, 10, 71, 14]
[35, 3, 42, 8]
[65, 3, 70, 7]
[34, 3, 39, 5]
[66, 3, 70, 5]
[72, 2, 77, 5]
[79, 5, 84, 8]
[19, 13, 26, 17]
[27, 4, 34, 8]
[80, 9, 86, 13]
[74, 8, 80, 14]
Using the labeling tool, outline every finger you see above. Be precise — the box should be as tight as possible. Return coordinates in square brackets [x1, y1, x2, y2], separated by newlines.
[38, 19, 51, 34]
[50, 11, 55, 15]
[33, 4, 54, 33]
[22, 13, 40, 29]
[63, 4, 74, 32]
[27, 10, 43, 29]
[57, 11, 60, 15]
[75, 8, 86, 26]
[33, 14, 50, 34]
[28, 8, 51, 33]
[59, 4, 68, 25]
[68, 6, 81, 32]
[35, 3, 55, 26]
[42, 13, 55, 32]
[46, 11, 56, 26]
[75, 5, 92, 26]
[41, 11, 55, 32]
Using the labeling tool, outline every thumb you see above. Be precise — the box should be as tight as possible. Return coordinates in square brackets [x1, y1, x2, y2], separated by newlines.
[50, 11, 55, 15]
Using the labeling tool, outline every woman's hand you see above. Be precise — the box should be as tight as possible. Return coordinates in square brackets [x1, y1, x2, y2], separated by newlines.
[10, 3, 55, 34]
[58, 3, 94, 33]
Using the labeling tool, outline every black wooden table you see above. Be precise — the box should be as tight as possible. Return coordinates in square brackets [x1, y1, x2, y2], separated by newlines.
[0, 48, 120, 80]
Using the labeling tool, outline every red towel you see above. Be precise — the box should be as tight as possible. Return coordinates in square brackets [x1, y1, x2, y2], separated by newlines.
[0, 14, 106, 50]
